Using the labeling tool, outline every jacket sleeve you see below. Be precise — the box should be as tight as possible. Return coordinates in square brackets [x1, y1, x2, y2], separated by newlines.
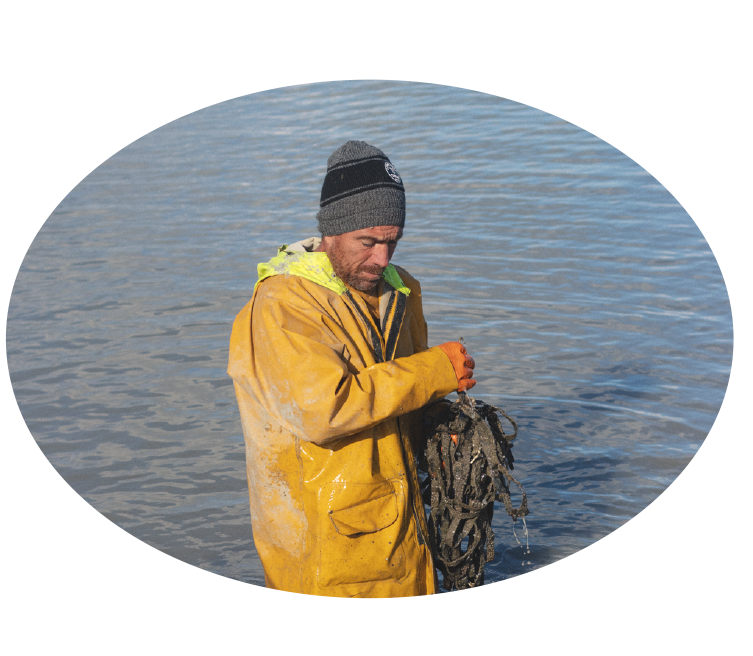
[231, 286, 458, 446]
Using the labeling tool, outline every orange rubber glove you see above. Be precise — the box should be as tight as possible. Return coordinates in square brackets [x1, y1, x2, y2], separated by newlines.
[437, 342, 476, 393]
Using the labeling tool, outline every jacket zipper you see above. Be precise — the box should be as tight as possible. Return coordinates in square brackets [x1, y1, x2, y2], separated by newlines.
[345, 289, 428, 548]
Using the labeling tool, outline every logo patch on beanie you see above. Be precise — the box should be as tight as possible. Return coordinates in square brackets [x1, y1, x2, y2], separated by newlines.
[385, 162, 402, 183]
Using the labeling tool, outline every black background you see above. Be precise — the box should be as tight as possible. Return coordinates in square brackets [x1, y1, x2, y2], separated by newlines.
[3, 2, 750, 653]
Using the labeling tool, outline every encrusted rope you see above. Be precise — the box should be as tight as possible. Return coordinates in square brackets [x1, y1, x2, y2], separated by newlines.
[420, 392, 528, 591]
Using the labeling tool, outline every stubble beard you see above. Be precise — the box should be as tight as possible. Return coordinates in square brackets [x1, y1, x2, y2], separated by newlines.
[328, 239, 384, 294]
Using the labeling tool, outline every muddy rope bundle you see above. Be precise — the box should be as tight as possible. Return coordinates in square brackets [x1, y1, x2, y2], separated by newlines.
[419, 392, 528, 591]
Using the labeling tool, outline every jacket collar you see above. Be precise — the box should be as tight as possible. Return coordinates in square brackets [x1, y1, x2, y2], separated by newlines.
[255, 239, 411, 362]
[256, 238, 410, 298]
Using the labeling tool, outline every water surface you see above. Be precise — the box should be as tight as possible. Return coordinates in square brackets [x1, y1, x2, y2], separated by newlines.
[7, 81, 732, 587]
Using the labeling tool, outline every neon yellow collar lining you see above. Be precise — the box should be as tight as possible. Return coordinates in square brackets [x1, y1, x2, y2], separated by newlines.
[256, 245, 410, 296]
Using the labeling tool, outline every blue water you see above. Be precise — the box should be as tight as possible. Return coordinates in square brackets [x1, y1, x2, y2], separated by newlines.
[6, 81, 732, 588]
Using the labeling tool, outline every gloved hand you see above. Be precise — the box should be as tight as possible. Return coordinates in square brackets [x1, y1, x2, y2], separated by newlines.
[437, 342, 476, 393]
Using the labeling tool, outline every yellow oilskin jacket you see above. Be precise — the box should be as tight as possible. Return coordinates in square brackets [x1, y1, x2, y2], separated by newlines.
[227, 238, 458, 597]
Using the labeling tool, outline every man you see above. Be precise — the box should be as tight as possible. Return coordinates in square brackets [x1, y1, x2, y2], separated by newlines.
[228, 140, 476, 597]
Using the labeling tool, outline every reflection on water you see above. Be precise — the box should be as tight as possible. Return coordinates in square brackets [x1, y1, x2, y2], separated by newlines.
[7, 81, 732, 588]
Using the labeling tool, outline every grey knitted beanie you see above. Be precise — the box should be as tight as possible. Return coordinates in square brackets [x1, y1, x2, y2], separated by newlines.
[316, 140, 406, 236]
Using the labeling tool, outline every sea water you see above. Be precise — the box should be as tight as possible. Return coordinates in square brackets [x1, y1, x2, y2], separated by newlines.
[7, 81, 732, 587]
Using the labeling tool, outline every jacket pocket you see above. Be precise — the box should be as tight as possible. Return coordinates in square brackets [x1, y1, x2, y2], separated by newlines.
[317, 479, 407, 588]
[328, 491, 398, 536]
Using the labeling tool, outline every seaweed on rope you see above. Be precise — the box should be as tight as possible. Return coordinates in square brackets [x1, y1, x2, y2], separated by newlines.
[420, 392, 528, 591]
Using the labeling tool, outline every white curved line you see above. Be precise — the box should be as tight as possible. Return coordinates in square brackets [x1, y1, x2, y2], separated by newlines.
[3, 397, 476, 654]
[281, 2, 751, 309]
[280, 2, 488, 87]
[3, 2, 750, 654]
[553, 16, 693, 218]
[61, 478, 476, 654]
[555, 11, 751, 309]
[60, 476, 176, 638]
[280, 0, 580, 87]
[3, 397, 149, 637]
[60, 478, 380, 643]
[365, 11, 693, 218]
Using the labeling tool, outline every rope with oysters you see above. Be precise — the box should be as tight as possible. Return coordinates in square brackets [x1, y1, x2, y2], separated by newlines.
[419, 392, 528, 591]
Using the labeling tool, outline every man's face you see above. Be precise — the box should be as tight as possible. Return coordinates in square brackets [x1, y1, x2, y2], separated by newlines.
[324, 225, 403, 293]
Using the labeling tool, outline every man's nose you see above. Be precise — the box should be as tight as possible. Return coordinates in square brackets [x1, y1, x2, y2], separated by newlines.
[371, 245, 391, 268]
